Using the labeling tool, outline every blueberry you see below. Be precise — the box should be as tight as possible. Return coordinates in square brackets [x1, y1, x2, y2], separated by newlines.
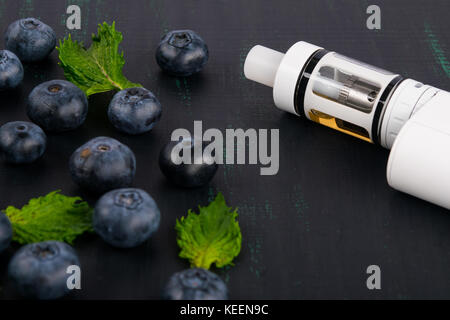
[164, 268, 228, 300]
[69, 137, 136, 194]
[8, 241, 79, 300]
[94, 188, 161, 248]
[27, 80, 88, 132]
[0, 212, 12, 253]
[159, 137, 217, 188]
[0, 121, 46, 164]
[0, 50, 23, 90]
[108, 87, 162, 135]
[155, 30, 209, 77]
[5, 18, 56, 62]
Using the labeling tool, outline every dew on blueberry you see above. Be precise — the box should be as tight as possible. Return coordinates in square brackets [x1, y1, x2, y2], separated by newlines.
[159, 136, 218, 188]
[69, 136, 136, 194]
[93, 188, 161, 248]
[108, 87, 162, 135]
[0, 50, 23, 90]
[163, 268, 228, 300]
[5, 18, 56, 62]
[0, 121, 47, 164]
[27, 80, 88, 132]
[0, 212, 12, 253]
[155, 30, 209, 77]
[8, 241, 80, 300]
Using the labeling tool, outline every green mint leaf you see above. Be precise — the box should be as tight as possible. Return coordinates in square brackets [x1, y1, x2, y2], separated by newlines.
[176, 193, 242, 270]
[3, 190, 93, 245]
[57, 21, 141, 96]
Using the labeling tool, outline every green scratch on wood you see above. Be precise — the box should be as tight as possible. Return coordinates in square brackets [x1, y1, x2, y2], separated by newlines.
[292, 183, 310, 231]
[238, 199, 273, 279]
[424, 22, 450, 78]
[248, 239, 263, 278]
[148, 0, 169, 36]
[175, 78, 192, 107]
[207, 186, 216, 203]
[0, 0, 6, 20]
[218, 265, 232, 283]
[19, 0, 34, 18]
[239, 46, 252, 80]
[264, 199, 275, 220]
[95, 0, 108, 22]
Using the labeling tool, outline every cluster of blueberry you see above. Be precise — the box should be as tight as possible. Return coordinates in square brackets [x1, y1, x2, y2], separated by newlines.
[3, 189, 226, 300]
[0, 18, 225, 300]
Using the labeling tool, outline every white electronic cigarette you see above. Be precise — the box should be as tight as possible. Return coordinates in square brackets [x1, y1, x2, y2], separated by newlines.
[244, 41, 450, 209]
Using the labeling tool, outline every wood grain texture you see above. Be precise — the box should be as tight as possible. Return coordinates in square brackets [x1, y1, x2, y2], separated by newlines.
[0, 0, 450, 299]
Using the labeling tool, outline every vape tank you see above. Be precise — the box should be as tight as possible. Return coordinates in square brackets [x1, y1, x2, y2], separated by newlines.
[244, 41, 450, 209]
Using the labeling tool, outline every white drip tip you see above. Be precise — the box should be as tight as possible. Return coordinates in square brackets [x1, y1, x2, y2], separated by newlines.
[244, 45, 284, 88]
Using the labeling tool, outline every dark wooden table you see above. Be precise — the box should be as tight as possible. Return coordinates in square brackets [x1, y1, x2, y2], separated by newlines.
[1, 0, 450, 299]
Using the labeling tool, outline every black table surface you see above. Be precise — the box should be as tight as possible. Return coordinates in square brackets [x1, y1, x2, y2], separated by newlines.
[1, 0, 450, 299]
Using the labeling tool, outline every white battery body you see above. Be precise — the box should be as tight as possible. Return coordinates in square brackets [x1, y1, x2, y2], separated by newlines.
[244, 41, 450, 210]
[387, 91, 450, 209]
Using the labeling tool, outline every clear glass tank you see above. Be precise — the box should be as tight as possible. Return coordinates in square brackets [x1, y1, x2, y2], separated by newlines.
[302, 53, 397, 143]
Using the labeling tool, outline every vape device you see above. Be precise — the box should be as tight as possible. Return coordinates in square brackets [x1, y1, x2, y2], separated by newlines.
[244, 41, 450, 209]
